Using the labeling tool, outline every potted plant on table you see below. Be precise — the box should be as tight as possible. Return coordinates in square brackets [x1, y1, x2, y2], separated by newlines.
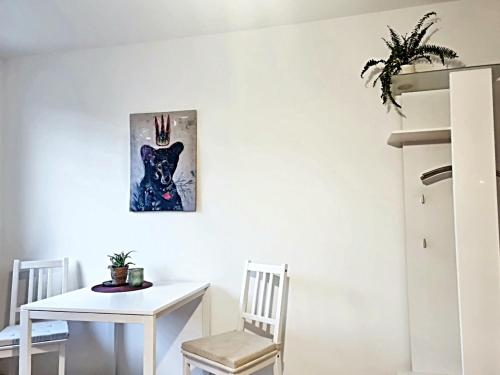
[360, 11, 459, 109]
[108, 251, 135, 285]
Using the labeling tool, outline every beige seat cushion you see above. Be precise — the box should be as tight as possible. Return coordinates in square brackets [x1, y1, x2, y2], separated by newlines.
[182, 330, 277, 369]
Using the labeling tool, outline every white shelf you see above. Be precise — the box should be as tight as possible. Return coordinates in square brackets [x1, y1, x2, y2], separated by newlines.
[391, 63, 500, 95]
[387, 127, 451, 148]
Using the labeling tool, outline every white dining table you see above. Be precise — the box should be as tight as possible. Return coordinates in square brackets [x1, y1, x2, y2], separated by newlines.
[19, 281, 210, 375]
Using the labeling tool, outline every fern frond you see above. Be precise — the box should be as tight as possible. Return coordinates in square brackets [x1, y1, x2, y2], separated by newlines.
[416, 44, 458, 64]
[408, 21, 435, 54]
[410, 11, 437, 38]
[361, 59, 386, 77]
[409, 55, 432, 64]
[379, 70, 401, 108]
[373, 71, 384, 87]
[381, 37, 393, 50]
[388, 26, 402, 49]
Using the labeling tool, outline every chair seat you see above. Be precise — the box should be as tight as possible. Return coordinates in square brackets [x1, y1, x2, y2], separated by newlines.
[182, 330, 277, 369]
[0, 320, 68, 347]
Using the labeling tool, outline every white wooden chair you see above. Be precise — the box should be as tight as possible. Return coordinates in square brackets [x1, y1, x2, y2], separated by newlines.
[0, 258, 69, 375]
[182, 260, 289, 375]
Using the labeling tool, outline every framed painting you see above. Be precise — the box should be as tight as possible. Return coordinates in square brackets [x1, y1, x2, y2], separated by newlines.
[130, 110, 197, 212]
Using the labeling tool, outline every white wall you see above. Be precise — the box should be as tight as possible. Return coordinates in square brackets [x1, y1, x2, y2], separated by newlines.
[0, 58, 7, 329]
[1, 1, 500, 374]
[0, 59, 11, 375]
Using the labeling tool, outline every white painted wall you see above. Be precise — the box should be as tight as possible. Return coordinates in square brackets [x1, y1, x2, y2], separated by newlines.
[0, 59, 10, 375]
[1, 1, 500, 374]
[0, 59, 7, 322]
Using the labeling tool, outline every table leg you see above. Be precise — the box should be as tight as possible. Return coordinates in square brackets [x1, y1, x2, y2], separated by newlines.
[202, 291, 211, 337]
[114, 322, 124, 375]
[19, 310, 32, 375]
[143, 316, 156, 375]
[58, 343, 66, 375]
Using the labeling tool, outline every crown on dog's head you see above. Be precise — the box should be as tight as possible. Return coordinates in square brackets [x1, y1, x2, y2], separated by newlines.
[155, 114, 171, 147]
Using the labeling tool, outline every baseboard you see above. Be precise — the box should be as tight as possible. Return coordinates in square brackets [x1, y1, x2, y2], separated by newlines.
[398, 371, 454, 375]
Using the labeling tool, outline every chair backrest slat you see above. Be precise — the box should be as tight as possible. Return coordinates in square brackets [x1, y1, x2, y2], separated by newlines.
[47, 268, 53, 298]
[62, 258, 69, 293]
[238, 260, 288, 344]
[27, 268, 35, 303]
[9, 260, 20, 325]
[246, 262, 283, 275]
[9, 258, 69, 325]
[273, 264, 288, 343]
[238, 261, 251, 331]
[250, 271, 260, 315]
[241, 312, 275, 325]
[257, 272, 266, 318]
[37, 268, 45, 301]
[264, 273, 274, 319]
[20, 259, 64, 270]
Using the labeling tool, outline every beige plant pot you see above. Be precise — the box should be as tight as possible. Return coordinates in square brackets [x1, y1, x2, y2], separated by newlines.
[110, 266, 129, 285]
[415, 63, 443, 72]
[400, 64, 416, 74]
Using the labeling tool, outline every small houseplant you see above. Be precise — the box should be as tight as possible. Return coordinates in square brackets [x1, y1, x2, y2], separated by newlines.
[361, 11, 458, 109]
[108, 251, 135, 285]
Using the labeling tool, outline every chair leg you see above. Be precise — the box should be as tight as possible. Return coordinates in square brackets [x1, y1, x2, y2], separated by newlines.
[58, 343, 66, 375]
[183, 356, 191, 375]
[273, 354, 283, 375]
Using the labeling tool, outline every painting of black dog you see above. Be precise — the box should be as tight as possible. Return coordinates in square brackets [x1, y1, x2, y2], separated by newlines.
[130, 111, 196, 212]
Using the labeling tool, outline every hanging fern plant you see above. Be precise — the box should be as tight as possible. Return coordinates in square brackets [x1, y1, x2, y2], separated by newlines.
[361, 12, 458, 109]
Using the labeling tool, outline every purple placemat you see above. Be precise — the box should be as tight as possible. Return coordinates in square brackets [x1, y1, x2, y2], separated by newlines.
[91, 281, 153, 293]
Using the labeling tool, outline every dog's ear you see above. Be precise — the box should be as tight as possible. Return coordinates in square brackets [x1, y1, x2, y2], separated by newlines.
[140, 145, 156, 163]
[169, 142, 184, 157]
[164, 142, 184, 174]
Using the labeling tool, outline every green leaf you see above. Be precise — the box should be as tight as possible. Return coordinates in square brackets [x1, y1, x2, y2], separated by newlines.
[416, 44, 458, 64]
[107, 250, 135, 267]
[388, 26, 402, 50]
[361, 59, 386, 77]
[409, 55, 432, 64]
[409, 11, 437, 41]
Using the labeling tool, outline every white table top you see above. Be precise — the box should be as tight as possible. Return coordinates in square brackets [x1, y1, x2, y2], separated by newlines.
[21, 281, 210, 316]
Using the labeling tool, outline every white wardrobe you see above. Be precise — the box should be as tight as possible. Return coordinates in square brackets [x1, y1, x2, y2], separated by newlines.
[391, 65, 500, 375]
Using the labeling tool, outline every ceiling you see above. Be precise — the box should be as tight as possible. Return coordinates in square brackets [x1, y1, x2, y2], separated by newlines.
[0, 0, 454, 58]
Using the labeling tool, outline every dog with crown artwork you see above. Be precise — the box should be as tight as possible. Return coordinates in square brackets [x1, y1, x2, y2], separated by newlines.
[130, 110, 197, 212]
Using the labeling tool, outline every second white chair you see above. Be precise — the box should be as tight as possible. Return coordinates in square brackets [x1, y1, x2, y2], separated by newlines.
[182, 260, 289, 375]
